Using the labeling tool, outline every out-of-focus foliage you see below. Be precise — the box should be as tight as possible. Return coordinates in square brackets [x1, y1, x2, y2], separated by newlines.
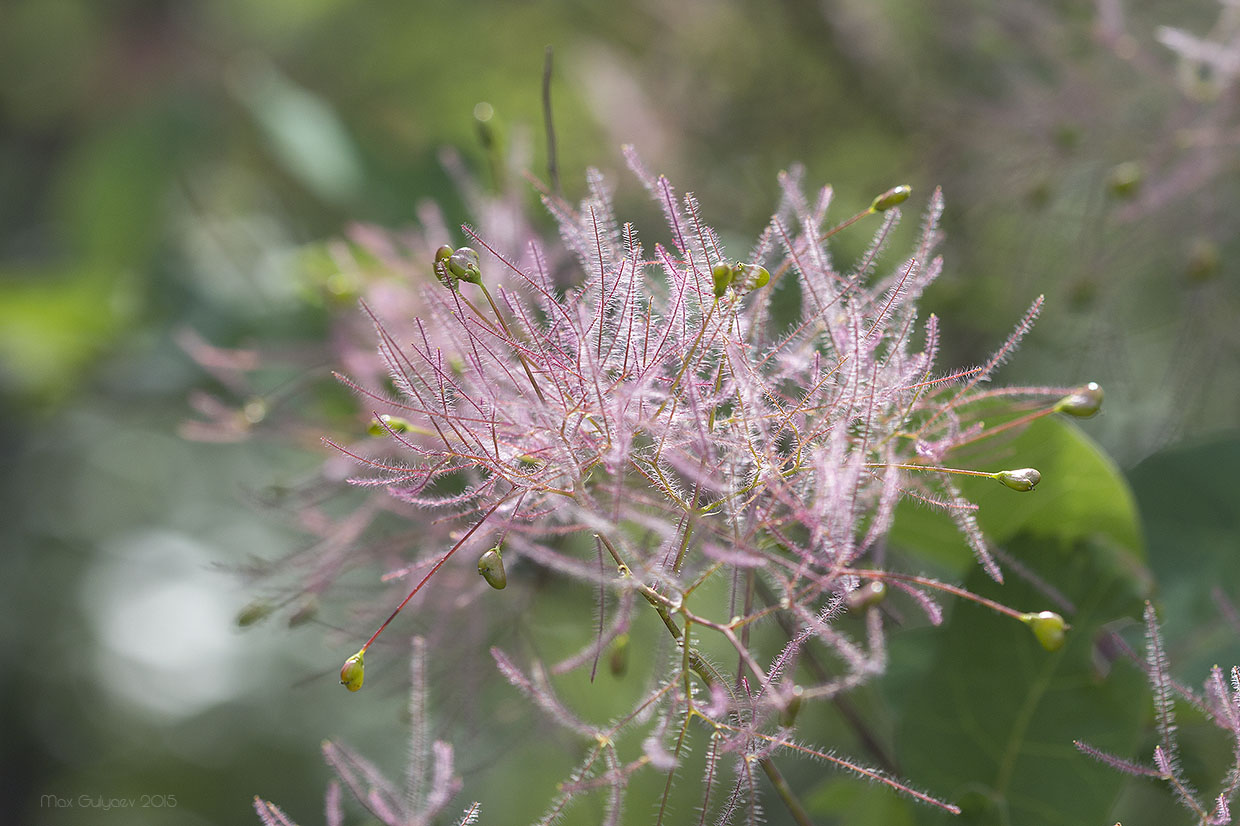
[893, 533, 1148, 825]
[2, 1, 1237, 825]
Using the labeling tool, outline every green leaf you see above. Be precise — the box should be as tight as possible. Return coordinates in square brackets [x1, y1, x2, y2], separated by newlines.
[230, 58, 363, 204]
[888, 414, 1144, 572]
[1126, 435, 1240, 660]
[807, 775, 916, 824]
[0, 263, 138, 403]
[888, 534, 1149, 825]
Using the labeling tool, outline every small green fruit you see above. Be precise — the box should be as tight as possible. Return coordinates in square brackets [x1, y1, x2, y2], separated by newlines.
[340, 650, 365, 691]
[1106, 162, 1142, 199]
[1021, 611, 1069, 652]
[846, 581, 887, 612]
[609, 633, 630, 678]
[995, 467, 1041, 492]
[447, 247, 482, 284]
[870, 185, 912, 212]
[712, 262, 734, 298]
[236, 599, 274, 628]
[287, 595, 319, 628]
[779, 686, 804, 728]
[368, 414, 413, 436]
[1186, 238, 1220, 284]
[433, 245, 457, 289]
[477, 547, 507, 590]
[1054, 382, 1103, 418]
[734, 262, 770, 292]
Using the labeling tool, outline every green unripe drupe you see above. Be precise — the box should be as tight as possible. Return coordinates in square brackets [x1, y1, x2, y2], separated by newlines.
[871, 185, 912, 212]
[779, 685, 805, 728]
[609, 633, 630, 678]
[1020, 611, 1069, 652]
[368, 414, 413, 436]
[712, 262, 734, 298]
[287, 595, 319, 628]
[734, 262, 770, 292]
[995, 467, 1041, 492]
[1106, 161, 1142, 199]
[1186, 238, 1221, 284]
[433, 245, 457, 289]
[236, 599, 274, 628]
[340, 649, 365, 692]
[477, 546, 507, 590]
[846, 581, 887, 612]
[447, 247, 482, 284]
[1054, 382, 1103, 418]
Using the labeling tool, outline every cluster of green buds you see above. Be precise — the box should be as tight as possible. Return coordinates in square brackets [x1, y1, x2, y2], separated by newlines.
[711, 260, 771, 298]
[433, 245, 483, 290]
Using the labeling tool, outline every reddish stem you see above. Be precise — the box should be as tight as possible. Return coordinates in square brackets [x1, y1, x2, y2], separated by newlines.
[359, 493, 514, 652]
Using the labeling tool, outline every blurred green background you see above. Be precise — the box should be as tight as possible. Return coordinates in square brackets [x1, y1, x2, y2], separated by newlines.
[3, 1, 1237, 824]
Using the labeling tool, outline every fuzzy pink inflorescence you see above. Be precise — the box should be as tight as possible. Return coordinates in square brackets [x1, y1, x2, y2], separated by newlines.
[304, 147, 1081, 819]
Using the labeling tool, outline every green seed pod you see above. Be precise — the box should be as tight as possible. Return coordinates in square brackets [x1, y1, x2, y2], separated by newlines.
[477, 546, 507, 590]
[447, 247, 482, 284]
[712, 262, 734, 298]
[1021, 611, 1069, 652]
[1186, 238, 1220, 284]
[1054, 382, 1103, 418]
[1106, 161, 1142, 199]
[433, 245, 457, 289]
[236, 599, 274, 628]
[870, 185, 912, 212]
[995, 467, 1041, 492]
[846, 580, 887, 612]
[287, 595, 319, 628]
[734, 263, 771, 293]
[779, 685, 804, 728]
[609, 633, 630, 677]
[340, 650, 365, 691]
[368, 414, 413, 436]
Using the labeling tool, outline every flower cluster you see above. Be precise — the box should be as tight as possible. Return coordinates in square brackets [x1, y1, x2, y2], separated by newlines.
[293, 147, 1103, 822]
[190, 143, 1112, 822]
